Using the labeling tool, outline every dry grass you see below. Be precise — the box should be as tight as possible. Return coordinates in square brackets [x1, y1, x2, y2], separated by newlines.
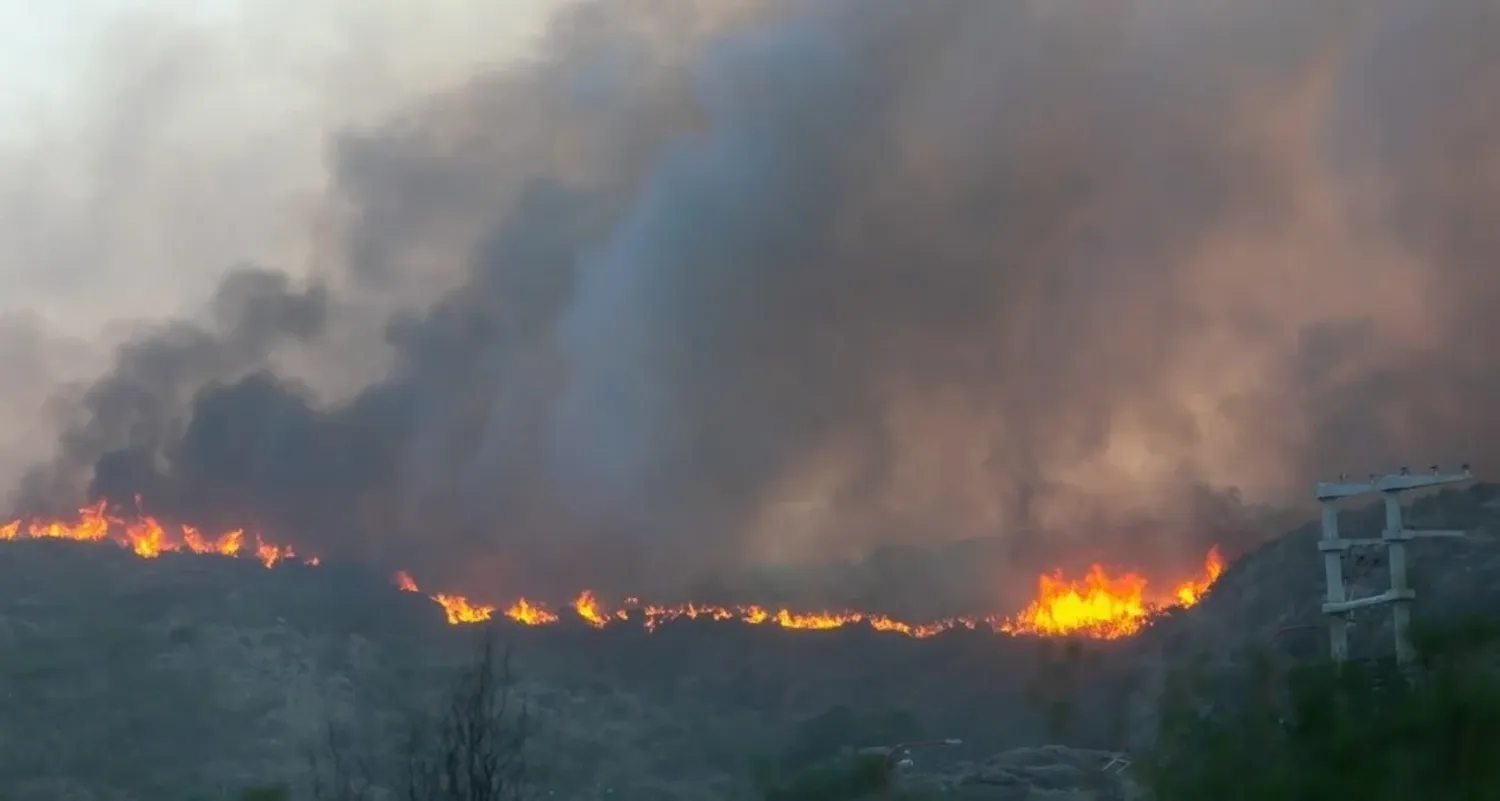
[0, 539, 761, 800]
[1, 484, 1497, 800]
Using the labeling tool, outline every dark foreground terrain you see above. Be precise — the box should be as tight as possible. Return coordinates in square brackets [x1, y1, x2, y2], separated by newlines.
[2, 483, 1499, 800]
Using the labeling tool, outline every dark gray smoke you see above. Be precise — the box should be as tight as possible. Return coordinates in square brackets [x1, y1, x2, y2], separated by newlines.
[18, 267, 328, 512]
[16, 0, 1500, 605]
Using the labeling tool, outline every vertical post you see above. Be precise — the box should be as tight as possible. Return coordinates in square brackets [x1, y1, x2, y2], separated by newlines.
[1383, 492, 1414, 666]
[1320, 501, 1349, 663]
[1317, 467, 1470, 666]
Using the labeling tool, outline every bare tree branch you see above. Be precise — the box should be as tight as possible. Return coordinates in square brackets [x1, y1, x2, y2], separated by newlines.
[407, 629, 533, 801]
[310, 628, 534, 801]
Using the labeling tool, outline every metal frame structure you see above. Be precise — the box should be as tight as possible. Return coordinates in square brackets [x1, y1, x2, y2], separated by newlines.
[1314, 466, 1472, 665]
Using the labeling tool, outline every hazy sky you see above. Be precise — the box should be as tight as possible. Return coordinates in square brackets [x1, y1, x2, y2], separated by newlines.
[0, 1, 231, 127]
[0, 0, 553, 327]
[0, 0, 556, 493]
[4, 0, 1500, 606]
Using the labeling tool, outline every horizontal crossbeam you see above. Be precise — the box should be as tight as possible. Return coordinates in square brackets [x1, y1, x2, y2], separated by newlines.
[1317, 529, 1467, 551]
[1315, 470, 1471, 501]
[1322, 588, 1415, 615]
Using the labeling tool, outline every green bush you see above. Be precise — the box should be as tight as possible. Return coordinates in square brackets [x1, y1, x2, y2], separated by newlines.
[1143, 617, 1500, 801]
[757, 752, 892, 801]
[236, 785, 290, 801]
[749, 705, 927, 801]
[753, 751, 957, 801]
[778, 706, 923, 772]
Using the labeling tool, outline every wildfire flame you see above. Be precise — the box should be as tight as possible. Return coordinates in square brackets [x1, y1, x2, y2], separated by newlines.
[3, 502, 1223, 640]
[998, 547, 1224, 638]
[1, 500, 309, 567]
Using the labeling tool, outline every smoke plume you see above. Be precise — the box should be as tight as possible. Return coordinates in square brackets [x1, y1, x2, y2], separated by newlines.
[9, 0, 1500, 605]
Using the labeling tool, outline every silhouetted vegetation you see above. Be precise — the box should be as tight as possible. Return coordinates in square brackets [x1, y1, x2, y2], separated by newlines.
[236, 785, 291, 801]
[756, 752, 893, 801]
[403, 636, 532, 801]
[777, 705, 924, 773]
[748, 705, 932, 801]
[1144, 616, 1500, 801]
[309, 630, 533, 801]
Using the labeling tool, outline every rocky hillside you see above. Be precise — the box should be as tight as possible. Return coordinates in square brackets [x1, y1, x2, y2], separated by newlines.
[909, 745, 1141, 800]
[0, 540, 748, 801]
[1106, 481, 1500, 751]
[2, 484, 1498, 800]
[1142, 482, 1500, 658]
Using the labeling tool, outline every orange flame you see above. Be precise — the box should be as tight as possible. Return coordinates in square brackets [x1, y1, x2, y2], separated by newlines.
[435, 593, 497, 625]
[502, 598, 558, 626]
[0, 503, 1224, 639]
[572, 590, 611, 627]
[1173, 546, 1225, 605]
[998, 547, 1226, 638]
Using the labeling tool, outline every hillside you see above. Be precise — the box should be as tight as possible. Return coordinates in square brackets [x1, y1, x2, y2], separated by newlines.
[1109, 481, 1500, 751]
[0, 541, 755, 801]
[2, 484, 1499, 800]
[0, 535, 1107, 800]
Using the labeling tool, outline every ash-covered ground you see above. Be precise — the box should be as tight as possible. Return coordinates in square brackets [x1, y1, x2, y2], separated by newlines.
[2, 484, 1498, 801]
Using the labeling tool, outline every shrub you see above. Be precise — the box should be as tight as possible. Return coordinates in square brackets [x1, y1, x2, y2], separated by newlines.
[1143, 616, 1500, 801]
[777, 706, 924, 772]
[308, 629, 534, 801]
[757, 752, 892, 801]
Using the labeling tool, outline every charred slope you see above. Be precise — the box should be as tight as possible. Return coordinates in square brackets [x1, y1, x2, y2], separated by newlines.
[0, 534, 1135, 800]
[0, 540, 435, 799]
[0, 541, 745, 801]
[2, 484, 1498, 800]
[1100, 481, 1500, 752]
[585, 480, 1500, 763]
[511, 618, 1124, 755]
[1135, 481, 1500, 663]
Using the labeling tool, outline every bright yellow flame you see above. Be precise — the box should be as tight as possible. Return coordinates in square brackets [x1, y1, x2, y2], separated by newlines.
[0, 504, 1225, 639]
[999, 547, 1226, 639]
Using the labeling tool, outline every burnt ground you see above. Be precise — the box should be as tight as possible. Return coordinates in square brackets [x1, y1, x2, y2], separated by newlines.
[1, 483, 1499, 800]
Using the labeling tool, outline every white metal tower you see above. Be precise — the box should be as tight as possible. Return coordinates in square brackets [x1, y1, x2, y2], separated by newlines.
[1314, 465, 1472, 665]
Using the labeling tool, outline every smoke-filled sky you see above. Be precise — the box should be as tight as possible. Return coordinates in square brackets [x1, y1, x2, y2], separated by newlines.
[4, 0, 1499, 605]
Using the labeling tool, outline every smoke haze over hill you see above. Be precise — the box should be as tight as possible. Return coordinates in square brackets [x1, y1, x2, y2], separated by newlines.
[4, 0, 1500, 604]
